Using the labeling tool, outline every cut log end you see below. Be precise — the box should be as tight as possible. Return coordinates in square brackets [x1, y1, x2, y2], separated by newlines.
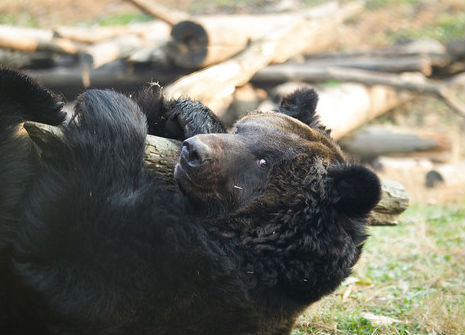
[168, 20, 208, 68]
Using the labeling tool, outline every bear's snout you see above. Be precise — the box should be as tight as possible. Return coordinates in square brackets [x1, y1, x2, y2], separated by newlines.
[182, 137, 211, 167]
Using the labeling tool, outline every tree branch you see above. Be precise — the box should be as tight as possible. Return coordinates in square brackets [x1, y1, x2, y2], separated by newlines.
[23, 121, 409, 225]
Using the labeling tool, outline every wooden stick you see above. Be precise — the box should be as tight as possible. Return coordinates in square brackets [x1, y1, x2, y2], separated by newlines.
[126, 0, 189, 26]
[0, 25, 85, 54]
[23, 121, 408, 225]
[164, 1, 363, 112]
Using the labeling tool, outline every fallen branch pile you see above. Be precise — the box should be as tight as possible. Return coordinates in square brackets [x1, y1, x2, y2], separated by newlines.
[2, 0, 465, 211]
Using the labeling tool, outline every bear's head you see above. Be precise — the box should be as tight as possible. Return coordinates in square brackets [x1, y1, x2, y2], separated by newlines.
[175, 88, 380, 220]
[174, 88, 381, 303]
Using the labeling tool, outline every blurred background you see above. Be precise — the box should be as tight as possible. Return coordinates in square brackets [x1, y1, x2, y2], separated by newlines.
[1, 0, 464, 334]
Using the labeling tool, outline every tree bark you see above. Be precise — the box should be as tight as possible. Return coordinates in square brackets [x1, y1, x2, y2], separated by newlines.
[316, 83, 413, 140]
[369, 179, 409, 226]
[339, 126, 451, 160]
[23, 121, 409, 225]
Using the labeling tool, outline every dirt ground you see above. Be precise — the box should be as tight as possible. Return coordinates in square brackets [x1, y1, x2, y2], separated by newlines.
[1, 0, 464, 41]
[1, 0, 464, 205]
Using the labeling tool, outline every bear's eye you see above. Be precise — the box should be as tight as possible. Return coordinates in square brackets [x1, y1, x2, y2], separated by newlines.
[257, 159, 267, 169]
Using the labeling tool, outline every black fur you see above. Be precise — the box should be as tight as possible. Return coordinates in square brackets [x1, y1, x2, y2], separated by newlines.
[278, 89, 325, 130]
[133, 85, 226, 140]
[0, 69, 381, 334]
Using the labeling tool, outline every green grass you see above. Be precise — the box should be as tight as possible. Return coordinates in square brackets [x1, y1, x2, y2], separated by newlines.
[388, 13, 465, 42]
[365, 0, 421, 10]
[0, 12, 38, 27]
[293, 201, 465, 334]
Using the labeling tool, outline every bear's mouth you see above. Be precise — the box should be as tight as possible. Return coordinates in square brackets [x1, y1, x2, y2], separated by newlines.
[174, 163, 191, 183]
[174, 159, 218, 196]
[174, 162, 204, 191]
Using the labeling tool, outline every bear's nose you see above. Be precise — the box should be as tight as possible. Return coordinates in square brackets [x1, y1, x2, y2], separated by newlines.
[182, 137, 211, 167]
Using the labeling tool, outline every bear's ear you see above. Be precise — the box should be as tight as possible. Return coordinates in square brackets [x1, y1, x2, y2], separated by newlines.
[0, 67, 65, 125]
[328, 164, 381, 217]
[278, 88, 329, 133]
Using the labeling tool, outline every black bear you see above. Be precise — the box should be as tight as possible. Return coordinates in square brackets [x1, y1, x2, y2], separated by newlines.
[0, 68, 381, 334]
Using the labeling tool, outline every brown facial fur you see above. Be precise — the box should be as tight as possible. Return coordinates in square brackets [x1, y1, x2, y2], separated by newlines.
[174, 111, 344, 213]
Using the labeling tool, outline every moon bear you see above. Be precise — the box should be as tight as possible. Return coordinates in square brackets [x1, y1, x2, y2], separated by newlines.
[0, 68, 380, 334]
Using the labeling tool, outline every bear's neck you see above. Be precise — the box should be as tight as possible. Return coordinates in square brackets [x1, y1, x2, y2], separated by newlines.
[207, 203, 360, 311]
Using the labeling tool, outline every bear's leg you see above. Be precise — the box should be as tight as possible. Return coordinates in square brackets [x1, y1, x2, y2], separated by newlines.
[133, 85, 226, 140]
[0, 68, 65, 328]
[0, 68, 65, 237]
[62, 89, 148, 182]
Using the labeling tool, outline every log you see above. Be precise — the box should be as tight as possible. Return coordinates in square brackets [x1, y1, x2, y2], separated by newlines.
[425, 161, 465, 188]
[0, 49, 56, 69]
[53, 21, 170, 44]
[126, 0, 189, 26]
[82, 35, 150, 69]
[255, 66, 465, 117]
[233, 82, 412, 140]
[375, 156, 435, 172]
[328, 68, 465, 117]
[339, 126, 451, 160]
[305, 38, 451, 67]
[53, 26, 135, 44]
[23, 121, 181, 183]
[253, 54, 433, 80]
[316, 83, 412, 140]
[164, 1, 363, 112]
[26, 62, 187, 92]
[165, 1, 344, 68]
[369, 179, 409, 226]
[127, 44, 170, 65]
[23, 121, 409, 225]
[0, 25, 84, 54]
[447, 39, 465, 59]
